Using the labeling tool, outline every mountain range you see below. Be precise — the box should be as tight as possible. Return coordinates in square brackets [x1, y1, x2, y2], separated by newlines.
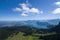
[0, 19, 60, 29]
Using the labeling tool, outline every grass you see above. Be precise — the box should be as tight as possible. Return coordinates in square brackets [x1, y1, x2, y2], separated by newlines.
[6, 32, 56, 40]
[6, 32, 39, 40]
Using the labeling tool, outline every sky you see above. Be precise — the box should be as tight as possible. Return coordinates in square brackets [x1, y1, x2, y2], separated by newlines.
[0, 0, 60, 21]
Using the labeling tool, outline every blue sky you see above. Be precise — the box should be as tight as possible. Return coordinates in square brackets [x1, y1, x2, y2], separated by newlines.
[0, 0, 60, 21]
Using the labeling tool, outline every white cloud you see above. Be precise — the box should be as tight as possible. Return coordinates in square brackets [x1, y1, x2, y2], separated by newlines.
[54, 2, 60, 7]
[52, 2, 60, 14]
[29, 8, 40, 14]
[13, 3, 43, 16]
[52, 8, 60, 14]
[20, 4, 30, 11]
[21, 13, 28, 16]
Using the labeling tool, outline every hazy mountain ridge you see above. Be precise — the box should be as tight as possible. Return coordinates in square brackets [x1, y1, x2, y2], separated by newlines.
[0, 19, 60, 28]
[47, 19, 60, 25]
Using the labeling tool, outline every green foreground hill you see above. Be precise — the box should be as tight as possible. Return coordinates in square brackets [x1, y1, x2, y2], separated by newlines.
[6, 32, 56, 40]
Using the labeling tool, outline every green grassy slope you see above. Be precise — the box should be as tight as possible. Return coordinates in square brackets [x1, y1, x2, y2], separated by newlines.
[6, 32, 56, 40]
[6, 32, 39, 40]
